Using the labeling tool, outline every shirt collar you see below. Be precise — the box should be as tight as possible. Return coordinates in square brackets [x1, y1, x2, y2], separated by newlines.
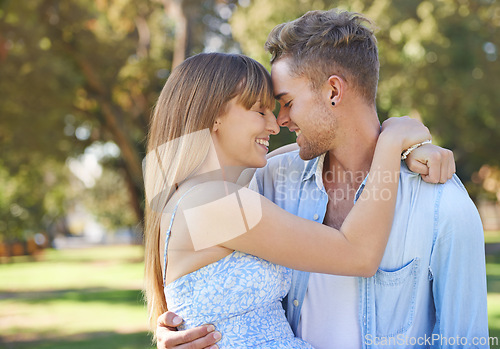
[301, 153, 326, 187]
[300, 152, 368, 203]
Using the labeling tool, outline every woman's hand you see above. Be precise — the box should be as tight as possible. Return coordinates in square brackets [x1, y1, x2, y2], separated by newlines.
[381, 116, 431, 152]
[381, 116, 455, 184]
[405, 144, 456, 184]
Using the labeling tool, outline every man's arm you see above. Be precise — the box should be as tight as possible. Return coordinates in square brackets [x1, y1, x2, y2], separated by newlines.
[429, 177, 489, 348]
[156, 311, 221, 349]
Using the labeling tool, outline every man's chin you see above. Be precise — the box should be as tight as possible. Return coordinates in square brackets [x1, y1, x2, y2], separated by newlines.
[298, 146, 322, 161]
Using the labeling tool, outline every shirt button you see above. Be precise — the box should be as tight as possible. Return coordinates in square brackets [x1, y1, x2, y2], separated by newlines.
[293, 299, 299, 307]
[313, 214, 319, 220]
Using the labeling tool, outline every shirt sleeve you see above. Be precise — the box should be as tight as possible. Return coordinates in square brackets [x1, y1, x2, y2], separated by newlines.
[429, 176, 489, 348]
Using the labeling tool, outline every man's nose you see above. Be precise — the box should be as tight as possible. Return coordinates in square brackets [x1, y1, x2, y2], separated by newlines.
[277, 108, 290, 128]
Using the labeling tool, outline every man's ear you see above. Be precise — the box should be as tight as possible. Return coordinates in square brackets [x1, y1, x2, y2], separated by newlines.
[326, 75, 345, 106]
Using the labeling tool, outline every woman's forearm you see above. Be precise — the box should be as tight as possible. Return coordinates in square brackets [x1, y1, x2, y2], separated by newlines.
[338, 132, 402, 275]
[338, 117, 431, 275]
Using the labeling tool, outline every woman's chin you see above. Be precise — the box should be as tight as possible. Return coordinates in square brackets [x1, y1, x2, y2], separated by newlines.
[248, 157, 267, 169]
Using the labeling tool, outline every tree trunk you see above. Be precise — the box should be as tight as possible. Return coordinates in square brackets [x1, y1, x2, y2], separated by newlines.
[162, 0, 188, 69]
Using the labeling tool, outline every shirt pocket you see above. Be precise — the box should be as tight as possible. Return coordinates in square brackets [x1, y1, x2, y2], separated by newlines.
[373, 258, 419, 338]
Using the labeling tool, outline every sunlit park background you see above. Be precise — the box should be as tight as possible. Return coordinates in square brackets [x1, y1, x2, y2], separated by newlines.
[0, 0, 499, 347]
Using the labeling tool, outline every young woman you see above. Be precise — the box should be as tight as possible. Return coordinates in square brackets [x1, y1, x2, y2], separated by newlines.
[143, 52, 439, 348]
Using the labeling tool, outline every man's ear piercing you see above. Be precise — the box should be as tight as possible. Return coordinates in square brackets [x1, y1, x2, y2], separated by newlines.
[331, 101, 335, 106]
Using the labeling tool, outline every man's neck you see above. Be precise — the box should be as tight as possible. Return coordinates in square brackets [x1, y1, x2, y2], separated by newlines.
[320, 102, 380, 229]
[323, 107, 380, 187]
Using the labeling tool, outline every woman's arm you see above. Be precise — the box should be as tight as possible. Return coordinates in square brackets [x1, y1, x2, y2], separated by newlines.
[225, 130, 403, 276]
[266, 142, 299, 159]
[180, 117, 430, 277]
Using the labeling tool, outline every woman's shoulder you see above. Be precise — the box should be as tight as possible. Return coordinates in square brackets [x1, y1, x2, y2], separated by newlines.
[171, 181, 263, 252]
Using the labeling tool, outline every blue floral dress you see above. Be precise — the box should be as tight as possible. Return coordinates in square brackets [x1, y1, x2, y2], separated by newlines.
[162, 195, 313, 348]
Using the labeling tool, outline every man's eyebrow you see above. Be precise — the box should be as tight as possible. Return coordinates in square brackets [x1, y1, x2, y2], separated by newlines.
[274, 92, 288, 100]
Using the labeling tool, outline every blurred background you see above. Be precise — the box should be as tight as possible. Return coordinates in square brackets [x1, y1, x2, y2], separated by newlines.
[0, 0, 499, 348]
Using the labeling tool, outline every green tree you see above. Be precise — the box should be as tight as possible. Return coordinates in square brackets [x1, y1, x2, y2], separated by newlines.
[376, 0, 500, 182]
[0, 0, 169, 226]
[0, 0, 241, 242]
[0, 159, 71, 243]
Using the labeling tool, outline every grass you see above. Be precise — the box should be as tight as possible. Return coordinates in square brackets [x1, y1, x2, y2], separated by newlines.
[7, 332, 155, 349]
[485, 230, 500, 244]
[486, 250, 500, 344]
[0, 245, 155, 349]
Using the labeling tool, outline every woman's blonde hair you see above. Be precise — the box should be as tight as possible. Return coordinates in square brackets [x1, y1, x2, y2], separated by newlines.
[143, 52, 274, 337]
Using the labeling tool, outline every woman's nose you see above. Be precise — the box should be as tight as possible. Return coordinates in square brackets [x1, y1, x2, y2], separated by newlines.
[266, 112, 280, 135]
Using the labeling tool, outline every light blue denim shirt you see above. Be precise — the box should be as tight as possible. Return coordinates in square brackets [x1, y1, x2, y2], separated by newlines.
[250, 150, 489, 349]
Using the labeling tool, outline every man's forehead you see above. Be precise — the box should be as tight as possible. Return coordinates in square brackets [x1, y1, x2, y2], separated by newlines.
[270, 59, 292, 77]
[272, 62, 311, 100]
[271, 61, 293, 98]
[271, 79, 289, 99]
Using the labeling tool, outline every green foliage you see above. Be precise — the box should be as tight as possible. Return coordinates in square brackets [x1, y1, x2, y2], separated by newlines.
[373, 0, 500, 181]
[81, 165, 139, 231]
[0, 160, 71, 242]
[0, 0, 245, 238]
[0, 0, 173, 238]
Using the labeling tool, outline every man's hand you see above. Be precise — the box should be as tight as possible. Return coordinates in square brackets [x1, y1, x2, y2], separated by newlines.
[156, 311, 221, 349]
[405, 144, 456, 184]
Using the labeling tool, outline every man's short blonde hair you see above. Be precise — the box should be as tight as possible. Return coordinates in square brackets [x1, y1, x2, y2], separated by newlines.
[265, 9, 379, 105]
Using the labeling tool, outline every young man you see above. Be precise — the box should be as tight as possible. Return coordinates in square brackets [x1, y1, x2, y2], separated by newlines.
[156, 9, 488, 349]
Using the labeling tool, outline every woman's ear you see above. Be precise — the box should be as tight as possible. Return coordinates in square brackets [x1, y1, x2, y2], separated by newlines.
[213, 119, 221, 132]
